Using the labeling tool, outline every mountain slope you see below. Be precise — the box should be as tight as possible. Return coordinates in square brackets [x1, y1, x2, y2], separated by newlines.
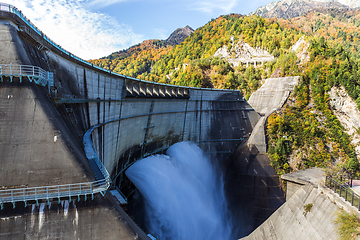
[92, 12, 360, 177]
[279, 8, 360, 52]
[89, 26, 193, 77]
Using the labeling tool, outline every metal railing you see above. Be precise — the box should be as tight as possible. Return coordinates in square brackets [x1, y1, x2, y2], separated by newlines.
[325, 176, 360, 210]
[0, 179, 109, 209]
[0, 105, 111, 210]
[0, 152, 110, 210]
[0, 64, 53, 87]
[83, 126, 110, 181]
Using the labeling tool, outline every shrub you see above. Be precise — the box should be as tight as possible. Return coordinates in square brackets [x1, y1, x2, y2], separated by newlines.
[335, 210, 360, 240]
[303, 203, 313, 216]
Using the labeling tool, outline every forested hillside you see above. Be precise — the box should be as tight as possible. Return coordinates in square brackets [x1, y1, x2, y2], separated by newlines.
[91, 9, 360, 178]
[91, 14, 301, 98]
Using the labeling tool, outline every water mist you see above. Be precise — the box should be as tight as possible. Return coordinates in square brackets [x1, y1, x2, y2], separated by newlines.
[125, 141, 233, 240]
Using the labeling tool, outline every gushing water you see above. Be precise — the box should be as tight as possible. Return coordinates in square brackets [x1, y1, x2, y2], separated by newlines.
[125, 141, 232, 240]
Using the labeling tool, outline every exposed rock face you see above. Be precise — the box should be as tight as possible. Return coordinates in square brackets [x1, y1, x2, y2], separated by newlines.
[214, 38, 274, 67]
[290, 36, 310, 64]
[251, 0, 350, 18]
[337, 0, 360, 8]
[329, 86, 360, 158]
[165, 25, 194, 46]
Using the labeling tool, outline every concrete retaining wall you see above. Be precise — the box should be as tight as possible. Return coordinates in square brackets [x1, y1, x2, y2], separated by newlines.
[243, 168, 360, 239]
[224, 77, 300, 237]
[243, 183, 341, 240]
[0, 194, 143, 240]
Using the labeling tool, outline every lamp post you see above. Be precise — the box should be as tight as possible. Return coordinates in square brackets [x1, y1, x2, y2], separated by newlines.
[343, 167, 353, 187]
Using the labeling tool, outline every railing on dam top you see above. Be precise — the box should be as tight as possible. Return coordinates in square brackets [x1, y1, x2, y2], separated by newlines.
[325, 176, 360, 210]
[0, 3, 243, 99]
[0, 64, 54, 87]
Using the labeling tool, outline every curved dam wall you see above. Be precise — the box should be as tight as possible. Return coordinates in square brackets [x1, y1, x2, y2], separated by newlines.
[0, 5, 277, 239]
[0, 8, 259, 179]
[1, 5, 351, 240]
[45, 34, 260, 186]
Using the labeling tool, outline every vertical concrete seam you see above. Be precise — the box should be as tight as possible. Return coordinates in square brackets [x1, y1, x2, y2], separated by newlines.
[114, 100, 123, 180]
[102, 75, 106, 167]
[181, 99, 189, 141]
[141, 100, 155, 157]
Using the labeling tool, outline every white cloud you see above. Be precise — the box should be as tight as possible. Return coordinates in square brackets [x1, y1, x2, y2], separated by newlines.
[4, 0, 144, 59]
[191, 0, 239, 14]
[151, 28, 169, 40]
[86, 0, 130, 9]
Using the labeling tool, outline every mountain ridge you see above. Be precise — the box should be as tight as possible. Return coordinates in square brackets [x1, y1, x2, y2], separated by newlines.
[165, 25, 194, 46]
[251, 0, 352, 18]
[102, 26, 193, 61]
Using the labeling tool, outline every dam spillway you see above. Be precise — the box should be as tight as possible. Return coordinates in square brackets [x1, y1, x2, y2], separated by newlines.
[0, 3, 287, 239]
[126, 142, 233, 240]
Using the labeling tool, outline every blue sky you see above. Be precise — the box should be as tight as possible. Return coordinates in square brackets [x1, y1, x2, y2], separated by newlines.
[4, 0, 276, 59]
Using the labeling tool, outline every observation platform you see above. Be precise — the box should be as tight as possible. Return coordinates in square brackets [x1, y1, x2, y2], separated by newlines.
[0, 64, 53, 88]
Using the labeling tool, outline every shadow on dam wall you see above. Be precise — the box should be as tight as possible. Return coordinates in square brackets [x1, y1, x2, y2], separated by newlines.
[225, 144, 286, 238]
[0, 7, 286, 239]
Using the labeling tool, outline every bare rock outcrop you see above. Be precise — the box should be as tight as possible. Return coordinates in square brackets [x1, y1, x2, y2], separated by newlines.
[214, 38, 274, 67]
[165, 25, 194, 46]
[290, 36, 310, 64]
[329, 86, 360, 158]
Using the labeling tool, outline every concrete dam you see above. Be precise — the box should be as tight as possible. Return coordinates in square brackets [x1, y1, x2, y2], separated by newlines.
[0, 3, 295, 239]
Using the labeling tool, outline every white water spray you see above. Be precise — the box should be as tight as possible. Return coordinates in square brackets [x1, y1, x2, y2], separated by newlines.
[125, 141, 232, 240]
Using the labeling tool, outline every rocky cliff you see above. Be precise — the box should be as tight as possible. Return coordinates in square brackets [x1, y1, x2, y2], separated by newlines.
[251, 0, 350, 18]
[214, 37, 274, 67]
[290, 36, 310, 64]
[329, 86, 360, 159]
[165, 25, 194, 46]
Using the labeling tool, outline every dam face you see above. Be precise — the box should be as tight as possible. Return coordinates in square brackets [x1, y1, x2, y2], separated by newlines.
[0, 4, 285, 239]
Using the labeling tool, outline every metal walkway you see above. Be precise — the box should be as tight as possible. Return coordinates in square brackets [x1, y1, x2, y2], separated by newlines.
[0, 180, 108, 209]
[0, 113, 111, 210]
[0, 64, 54, 89]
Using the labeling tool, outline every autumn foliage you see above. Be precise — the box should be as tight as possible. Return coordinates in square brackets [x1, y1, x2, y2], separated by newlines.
[91, 8, 360, 176]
